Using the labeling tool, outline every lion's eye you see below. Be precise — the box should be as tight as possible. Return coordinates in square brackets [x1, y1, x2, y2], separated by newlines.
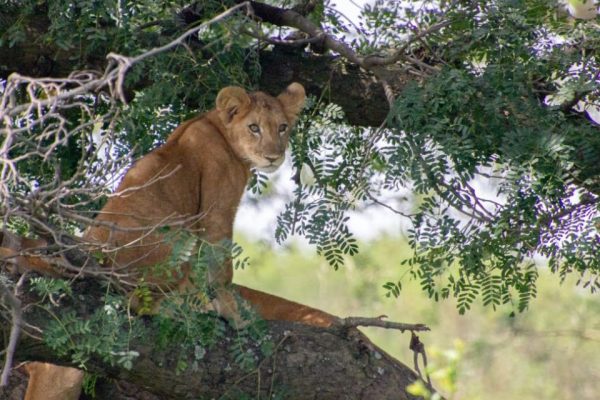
[278, 124, 288, 134]
[248, 124, 261, 135]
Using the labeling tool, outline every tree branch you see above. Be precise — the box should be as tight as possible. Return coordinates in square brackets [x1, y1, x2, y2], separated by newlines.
[341, 315, 430, 333]
[0, 275, 425, 400]
[0, 280, 22, 387]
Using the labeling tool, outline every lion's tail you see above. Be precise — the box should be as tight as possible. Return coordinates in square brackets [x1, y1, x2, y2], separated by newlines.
[0, 230, 63, 277]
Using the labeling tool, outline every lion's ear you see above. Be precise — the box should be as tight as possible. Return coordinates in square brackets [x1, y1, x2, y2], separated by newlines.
[277, 82, 306, 122]
[216, 86, 251, 122]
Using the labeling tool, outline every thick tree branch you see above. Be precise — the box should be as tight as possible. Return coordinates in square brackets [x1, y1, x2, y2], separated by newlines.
[0, 275, 426, 400]
[0, 1, 420, 126]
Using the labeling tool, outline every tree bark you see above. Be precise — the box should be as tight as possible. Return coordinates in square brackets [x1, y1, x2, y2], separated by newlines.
[257, 49, 411, 127]
[0, 276, 423, 400]
[0, 4, 408, 128]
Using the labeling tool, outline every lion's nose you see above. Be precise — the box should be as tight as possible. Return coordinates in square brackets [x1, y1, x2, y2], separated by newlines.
[265, 155, 281, 163]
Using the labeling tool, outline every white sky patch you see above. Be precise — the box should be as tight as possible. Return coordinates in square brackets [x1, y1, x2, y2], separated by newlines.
[333, 0, 366, 33]
[234, 153, 415, 242]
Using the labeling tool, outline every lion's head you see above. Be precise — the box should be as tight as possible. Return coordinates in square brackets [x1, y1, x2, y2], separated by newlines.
[216, 82, 305, 172]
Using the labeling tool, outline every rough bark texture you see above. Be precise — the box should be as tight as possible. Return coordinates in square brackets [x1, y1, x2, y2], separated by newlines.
[257, 49, 411, 127]
[0, 276, 422, 400]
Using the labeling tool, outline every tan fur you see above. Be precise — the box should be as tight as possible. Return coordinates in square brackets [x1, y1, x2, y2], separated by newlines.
[83, 83, 307, 319]
[1, 83, 337, 399]
[0, 231, 62, 277]
[235, 284, 336, 328]
[22, 362, 83, 400]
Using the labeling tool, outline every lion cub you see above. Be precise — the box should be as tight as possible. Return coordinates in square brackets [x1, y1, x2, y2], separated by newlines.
[85, 82, 306, 323]
[21, 83, 337, 400]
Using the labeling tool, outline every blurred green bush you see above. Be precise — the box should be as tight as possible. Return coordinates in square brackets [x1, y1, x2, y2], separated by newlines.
[235, 235, 600, 400]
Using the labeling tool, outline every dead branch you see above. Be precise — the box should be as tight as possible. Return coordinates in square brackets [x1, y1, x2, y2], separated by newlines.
[340, 315, 430, 333]
[0, 280, 22, 387]
[410, 332, 432, 386]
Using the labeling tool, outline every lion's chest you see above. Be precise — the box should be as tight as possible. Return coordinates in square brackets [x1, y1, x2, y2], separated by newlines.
[193, 159, 250, 242]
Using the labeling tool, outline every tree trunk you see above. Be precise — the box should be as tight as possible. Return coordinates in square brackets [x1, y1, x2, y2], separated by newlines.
[0, 276, 423, 400]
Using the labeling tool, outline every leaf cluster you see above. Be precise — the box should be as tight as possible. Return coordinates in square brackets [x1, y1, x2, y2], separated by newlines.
[372, 0, 600, 310]
[276, 98, 362, 269]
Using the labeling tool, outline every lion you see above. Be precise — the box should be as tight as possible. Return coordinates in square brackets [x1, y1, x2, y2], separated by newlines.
[0, 83, 337, 400]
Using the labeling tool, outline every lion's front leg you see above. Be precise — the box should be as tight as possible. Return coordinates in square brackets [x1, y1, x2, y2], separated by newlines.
[210, 285, 252, 329]
[205, 253, 253, 329]
[195, 199, 252, 328]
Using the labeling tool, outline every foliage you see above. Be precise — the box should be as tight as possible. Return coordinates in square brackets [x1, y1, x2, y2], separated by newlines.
[29, 277, 73, 299]
[274, 0, 600, 312]
[277, 98, 360, 270]
[42, 291, 143, 370]
[82, 373, 99, 398]
[373, 0, 600, 310]
[32, 234, 266, 373]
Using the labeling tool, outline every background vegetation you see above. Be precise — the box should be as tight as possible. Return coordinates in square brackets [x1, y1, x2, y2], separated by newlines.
[236, 235, 600, 400]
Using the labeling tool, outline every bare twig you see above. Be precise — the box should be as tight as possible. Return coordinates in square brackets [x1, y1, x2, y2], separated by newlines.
[340, 315, 430, 333]
[0, 281, 22, 387]
[365, 192, 414, 219]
